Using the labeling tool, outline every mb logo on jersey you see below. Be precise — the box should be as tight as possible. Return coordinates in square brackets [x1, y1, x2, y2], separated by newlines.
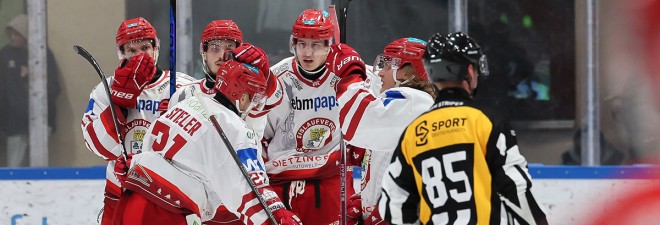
[415, 120, 429, 146]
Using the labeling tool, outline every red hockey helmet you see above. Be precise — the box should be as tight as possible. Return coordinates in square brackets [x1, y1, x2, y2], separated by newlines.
[215, 60, 268, 115]
[291, 9, 333, 40]
[380, 37, 428, 81]
[115, 17, 159, 60]
[200, 20, 243, 54]
[116, 17, 158, 49]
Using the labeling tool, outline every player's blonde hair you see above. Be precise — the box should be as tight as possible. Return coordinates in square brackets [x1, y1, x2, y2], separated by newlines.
[399, 65, 436, 99]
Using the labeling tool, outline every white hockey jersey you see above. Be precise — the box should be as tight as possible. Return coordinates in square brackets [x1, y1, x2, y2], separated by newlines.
[337, 79, 434, 218]
[81, 70, 196, 199]
[125, 95, 275, 224]
[264, 57, 347, 180]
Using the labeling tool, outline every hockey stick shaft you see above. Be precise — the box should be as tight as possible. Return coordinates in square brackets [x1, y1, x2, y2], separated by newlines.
[169, 0, 176, 97]
[73, 45, 129, 160]
[194, 94, 278, 225]
[330, 4, 349, 225]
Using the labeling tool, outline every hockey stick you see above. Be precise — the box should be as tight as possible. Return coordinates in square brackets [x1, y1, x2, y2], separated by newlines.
[169, 0, 176, 97]
[73, 45, 129, 160]
[193, 92, 279, 225]
[329, 3, 349, 225]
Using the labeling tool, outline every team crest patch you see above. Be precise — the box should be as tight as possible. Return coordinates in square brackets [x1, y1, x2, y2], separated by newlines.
[125, 119, 152, 153]
[296, 117, 336, 153]
[131, 130, 146, 153]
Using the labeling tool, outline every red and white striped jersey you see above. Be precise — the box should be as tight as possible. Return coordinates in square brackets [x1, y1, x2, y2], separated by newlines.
[263, 57, 344, 181]
[337, 79, 434, 218]
[126, 95, 275, 224]
[81, 70, 196, 199]
[264, 58, 380, 181]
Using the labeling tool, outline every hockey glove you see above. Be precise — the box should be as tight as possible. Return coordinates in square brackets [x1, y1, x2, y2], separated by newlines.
[347, 194, 363, 224]
[326, 43, 366, 80]
[364, 205, 387, 225]
[232, 43, 270, 75]
[111, 53, 156, 108]
[272, 208, 303, 225]
[113, 154, 134, 185]
[231, 43, 279, 101]
[257, 185, 301, 225]
[348, 145, 366, 166]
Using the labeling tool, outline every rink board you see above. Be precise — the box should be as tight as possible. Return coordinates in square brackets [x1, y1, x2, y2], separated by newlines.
[1, 165, 659, 225]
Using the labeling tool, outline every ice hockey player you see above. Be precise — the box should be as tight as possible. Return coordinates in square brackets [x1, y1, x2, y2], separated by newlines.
[112, 59, 302, 225]
[169, 20, 282, 141]
[80, 17, 196, 225]
[165, 19, 284, 224]
[333, 37, 436, 225]
[379, 32, 548, 225]
[263, 9, 362, 224]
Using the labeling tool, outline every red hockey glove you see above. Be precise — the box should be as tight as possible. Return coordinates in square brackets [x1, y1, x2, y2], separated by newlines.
[111, 53, 156, 108]
[347, 194, 363, 222]
[326, 43, 366, 80]
[348, 145, 366, 166]
[113, 154, 134, 185]
[232, 43, 270, 75]
[263, 70, 279, 101]
[364, 205, 387, 225]
[272, 208, 303, 225]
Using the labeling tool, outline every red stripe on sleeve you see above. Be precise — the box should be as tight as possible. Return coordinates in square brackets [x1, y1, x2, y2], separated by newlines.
[86, 124, 118, 160]
[344, 94, 376, 141]
[237, 191, 257, 214]
[99, 106, 121, 143]
[339, 89, 369, 126]
[243, 202, 263, 225]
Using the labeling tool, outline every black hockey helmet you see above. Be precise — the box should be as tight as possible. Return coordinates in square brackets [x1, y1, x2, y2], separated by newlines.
[423, 32, 489, 82]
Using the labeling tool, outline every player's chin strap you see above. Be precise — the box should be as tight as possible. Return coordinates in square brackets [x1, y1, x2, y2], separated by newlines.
[236, 93, 267, 120]
[392, 67, 413, 88]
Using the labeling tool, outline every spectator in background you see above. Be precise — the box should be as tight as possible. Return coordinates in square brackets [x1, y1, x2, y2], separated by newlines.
[560, 129, 625, 165]
[0, 14, 61, 167]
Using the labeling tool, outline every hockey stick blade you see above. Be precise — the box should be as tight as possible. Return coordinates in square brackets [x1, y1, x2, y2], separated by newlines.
[73, 45, 129, 160]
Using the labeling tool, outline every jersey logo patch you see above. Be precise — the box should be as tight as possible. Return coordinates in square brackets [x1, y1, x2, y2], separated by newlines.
[125, 119, 152, 153]
[237, 148, 264, 171]
[296, 117, 336, 153]
[415, 120, 429, 146]
[290, 95, 338, 111]
[135, 99, 162, 115]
